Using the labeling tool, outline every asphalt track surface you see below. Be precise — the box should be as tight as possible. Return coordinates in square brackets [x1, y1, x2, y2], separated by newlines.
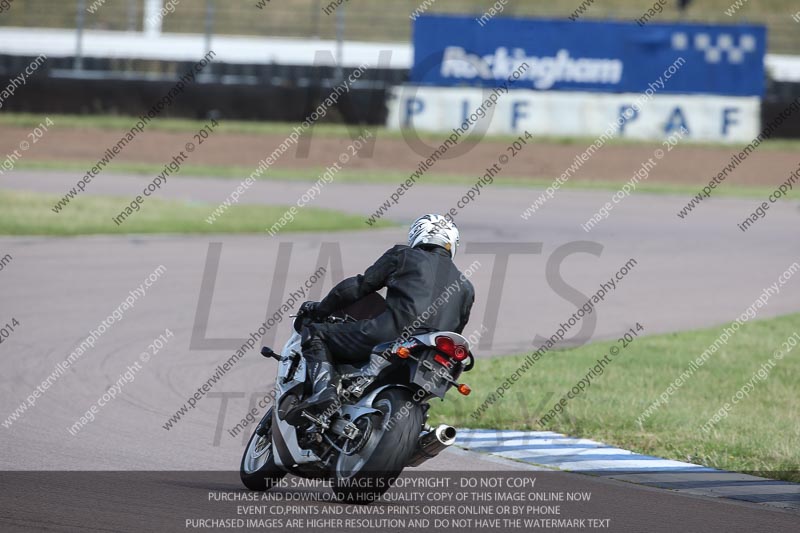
[2, 171, 800, 531]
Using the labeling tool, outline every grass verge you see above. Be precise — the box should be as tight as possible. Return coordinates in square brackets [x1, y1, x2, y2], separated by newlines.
[0, 190, 392, 236]
[12, 159, 782, 201]
[4, 112, 800, 151]
[431, 314, 800, 481]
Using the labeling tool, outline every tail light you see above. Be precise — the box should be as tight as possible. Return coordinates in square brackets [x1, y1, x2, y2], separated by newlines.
[435, 336, 469, 362]
[433, 354, 451, 367]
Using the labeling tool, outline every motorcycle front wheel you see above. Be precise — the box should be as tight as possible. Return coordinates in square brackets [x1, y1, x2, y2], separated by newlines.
[240, 408, 286, 491]
[332, 387, 423, 504]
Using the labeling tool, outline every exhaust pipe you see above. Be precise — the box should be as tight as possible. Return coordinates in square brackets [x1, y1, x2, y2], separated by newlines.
[407, 425, 457, 467]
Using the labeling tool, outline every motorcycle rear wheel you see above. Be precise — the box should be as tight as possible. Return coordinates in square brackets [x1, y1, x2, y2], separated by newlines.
[332, 388, 423, 504]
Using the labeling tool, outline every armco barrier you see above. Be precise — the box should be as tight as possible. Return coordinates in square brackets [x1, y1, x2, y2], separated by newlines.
[0, 75, 388, 124]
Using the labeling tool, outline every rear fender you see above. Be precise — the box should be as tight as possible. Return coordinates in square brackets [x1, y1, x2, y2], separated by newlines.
[357, 384, 417, 409]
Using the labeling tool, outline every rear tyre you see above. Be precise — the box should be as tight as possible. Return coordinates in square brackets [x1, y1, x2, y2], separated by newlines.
[240, 408, 286, 491]
[332, 388, 423, 504]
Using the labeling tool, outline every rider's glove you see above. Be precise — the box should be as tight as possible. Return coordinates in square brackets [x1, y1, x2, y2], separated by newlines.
[299, 301, 323, 319]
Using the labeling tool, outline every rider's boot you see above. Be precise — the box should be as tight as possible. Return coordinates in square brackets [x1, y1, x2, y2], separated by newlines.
[283, 338, 340, 425]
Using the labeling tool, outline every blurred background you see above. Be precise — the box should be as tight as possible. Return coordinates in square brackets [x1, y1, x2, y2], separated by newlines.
[0, 0, 798, 137]
[2, 0, 800, 45]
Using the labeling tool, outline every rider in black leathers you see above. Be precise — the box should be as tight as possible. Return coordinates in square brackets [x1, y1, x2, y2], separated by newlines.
[283, 214, 474, 423]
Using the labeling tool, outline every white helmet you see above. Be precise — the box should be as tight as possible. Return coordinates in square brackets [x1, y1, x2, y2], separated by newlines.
[408, 214, 460, 258]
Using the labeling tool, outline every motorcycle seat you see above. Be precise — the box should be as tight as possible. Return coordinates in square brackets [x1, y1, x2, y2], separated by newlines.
[335, 340, 396, 376]
[336, 360, 371, 375]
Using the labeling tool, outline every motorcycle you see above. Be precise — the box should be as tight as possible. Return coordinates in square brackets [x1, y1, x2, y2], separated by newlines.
[239, 293, 474, 502]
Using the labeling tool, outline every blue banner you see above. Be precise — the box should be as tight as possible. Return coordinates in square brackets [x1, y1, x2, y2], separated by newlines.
[411, 15, 766, 97]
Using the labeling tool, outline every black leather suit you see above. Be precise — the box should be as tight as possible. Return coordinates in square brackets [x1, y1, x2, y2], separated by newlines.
[308, 244, 475, 364]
